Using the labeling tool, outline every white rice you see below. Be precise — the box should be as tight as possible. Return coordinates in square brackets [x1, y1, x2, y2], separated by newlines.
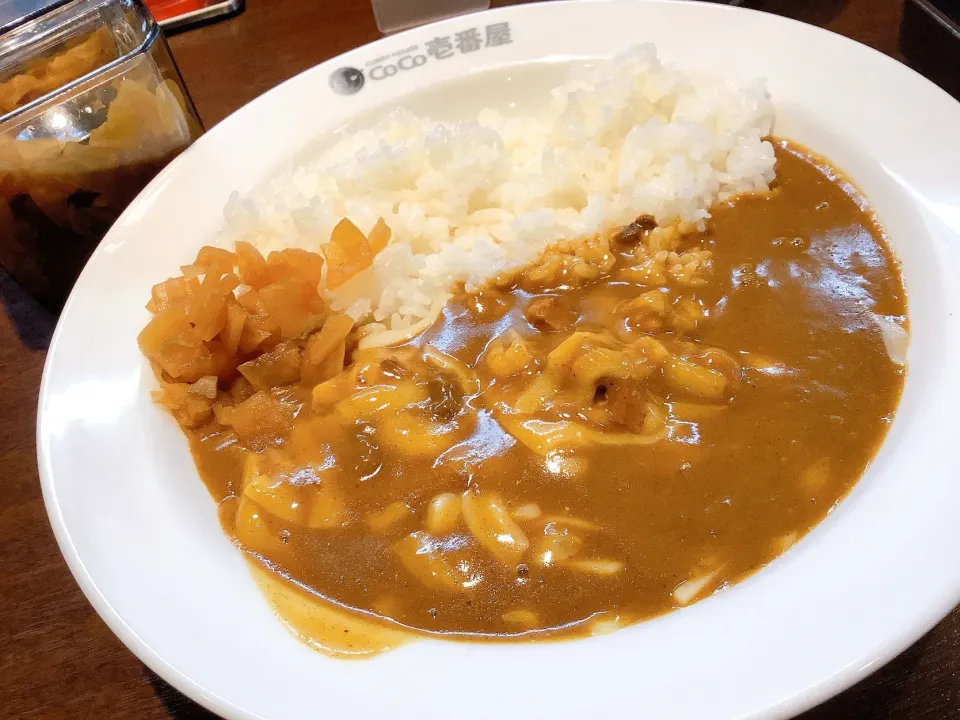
[222, 44, 776, 335]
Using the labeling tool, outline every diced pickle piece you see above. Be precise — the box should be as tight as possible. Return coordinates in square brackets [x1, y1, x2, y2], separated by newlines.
[222, 303, 247, 356]
[189, 271, 240, 342]
[239, 340, 302, 390]
[150, 276, 197, 314]
[139, 304, 227, 382]
[139, 302, 193, 357]
[180, 264, 203, 279]
[301, 312, 354, 386]
[325, 218, 373, 290]
[229, 376, 256, 403]
[236, 287, 266, 315]
[367, 217, 392, 255]
[194, 246, 236, 273]
[259, 276, 327, 339]
[188, 375, 218, 400]
[151, 382, 213, 428]
[216, 390, 295, 450]
[238, 314, 279, 354]
[269, 248, 325, 287]
[235, 241, 271, 288]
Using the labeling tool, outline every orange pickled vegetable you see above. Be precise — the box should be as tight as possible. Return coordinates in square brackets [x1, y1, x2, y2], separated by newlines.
[270, 248, 325, 287]
[302, 312, 354, 386]
[216, 390, 295, 450]
[0, 28, 114, 115]
[305, 338, 346, 387]
[188, 375, 219, 400]
[139, 305, 228, 381]
[142, 237, 346, 435]
[151, 382, 213, 428]
[189, 271, 239, 342]
[238, 315, 278, 354]
[236, 241, 271, 288]
[235, 290, 281, 353]
[239, 341, 302, 391]
[180, 264, 204, 279]
[222, 303, 247, 356]
[150, 276, 197, 313]
[139, 304, 194, 366]
[325, 218, 373, 290]
[236, 287, 266, 315]
[258, 276, 327, 339]
[139, 310, 190, 362]
[195, 246, 237, 273]
[228, 376, 255, 403]
[324, 217, 393, 289]
[368, 218, 392, 255]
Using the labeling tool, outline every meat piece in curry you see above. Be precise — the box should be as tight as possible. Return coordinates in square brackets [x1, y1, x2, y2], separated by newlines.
[139, 141, 907, 655]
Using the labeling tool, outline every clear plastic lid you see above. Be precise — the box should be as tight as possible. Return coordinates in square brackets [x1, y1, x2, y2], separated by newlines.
[0, 0, 73, 34]
[0, 0, 201, 312]
[0, 0, 156, 123]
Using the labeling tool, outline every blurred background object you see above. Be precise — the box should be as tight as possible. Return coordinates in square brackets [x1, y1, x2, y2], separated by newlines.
[0, 0, 203, 312]
[899, 0, 960, 99]
[144, 0, 244, 32]
[371, 0, 490, 34]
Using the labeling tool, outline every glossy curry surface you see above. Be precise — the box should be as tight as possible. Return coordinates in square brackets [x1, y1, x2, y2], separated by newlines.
[152, 142, 905, 654]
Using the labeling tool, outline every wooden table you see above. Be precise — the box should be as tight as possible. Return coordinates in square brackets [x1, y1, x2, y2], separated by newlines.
[1, 0, 957, 717]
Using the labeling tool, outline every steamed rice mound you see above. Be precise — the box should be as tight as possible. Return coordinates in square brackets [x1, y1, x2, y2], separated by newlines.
[222, 44, 775, 336]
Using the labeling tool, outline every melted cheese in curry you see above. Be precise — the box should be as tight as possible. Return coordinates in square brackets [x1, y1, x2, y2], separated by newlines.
[145, 142, 906, 656]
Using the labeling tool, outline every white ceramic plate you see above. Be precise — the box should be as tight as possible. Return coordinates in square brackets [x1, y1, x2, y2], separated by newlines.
[38, 2, 960, 718]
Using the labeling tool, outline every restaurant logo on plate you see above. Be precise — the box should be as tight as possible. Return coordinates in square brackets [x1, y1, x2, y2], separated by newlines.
[338, 22, 514, 89]
[329, 67, 365, 96]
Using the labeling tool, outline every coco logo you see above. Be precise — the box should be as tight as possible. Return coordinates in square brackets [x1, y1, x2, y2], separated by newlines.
[369, 54, 427, 80]
[329, 67, 365, 96]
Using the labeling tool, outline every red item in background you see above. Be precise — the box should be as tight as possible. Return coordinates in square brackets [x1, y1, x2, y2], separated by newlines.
[144, 0, 243, 29]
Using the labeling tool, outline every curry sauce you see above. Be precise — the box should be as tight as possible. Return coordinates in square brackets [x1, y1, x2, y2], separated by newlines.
[141, 141, 906, 655]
